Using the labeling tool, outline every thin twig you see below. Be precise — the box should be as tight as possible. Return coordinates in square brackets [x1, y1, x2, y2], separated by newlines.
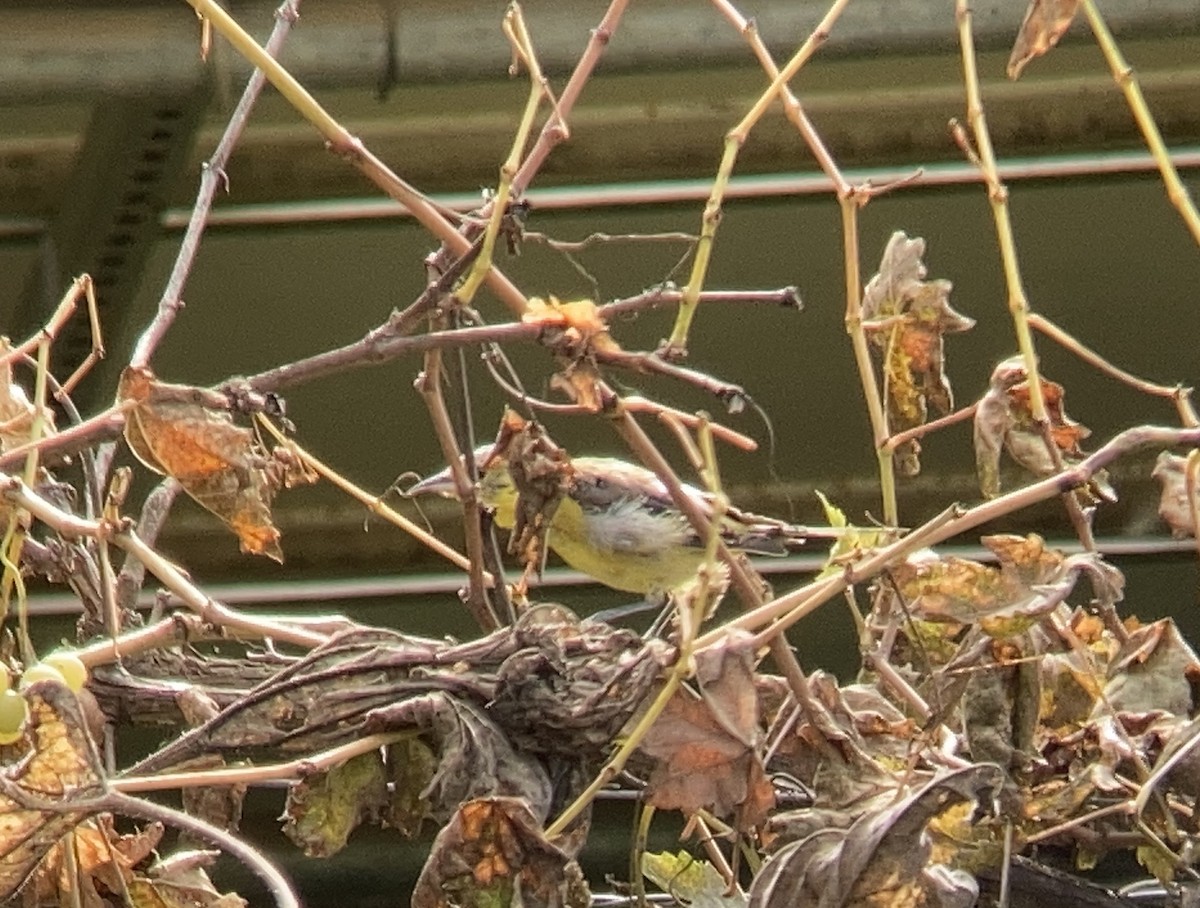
[883, 403, 979, 455]
[606, 402, 837, 756]
[665, 0, 852, 354]
[453, 2, 549, 310]
[1029, 313, 1198, 427]
[696, 423, 1200, 650]
[106, 791, 300, 908]
[0, 474, 327, 649]
[509, 0, 630, 196]
[255, 415, 491, 583]
[416, 351, 500, 630]
[184, 0, 527, 314]
[1078, 0, 1200, 247]
[113, 732, 403, 793]
[954, 2, 1097, 554]
[599, 286, 802, 320]
[115, 479, 181, 611]
[841, 194, 897, 525]
[709, 0, 895, 524]
[131, 0, 302, 368]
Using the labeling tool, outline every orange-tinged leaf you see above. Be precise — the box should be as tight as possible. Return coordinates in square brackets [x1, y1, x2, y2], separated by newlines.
[522, 296, 619, 354]
[0, 682, 106, 901]
[523, 297, 621, 411]
[973, 357, 1115, 503]
[1008, 0, 1081, 80]
[118, 367, 312, 561]
[412, 797, 589, 908]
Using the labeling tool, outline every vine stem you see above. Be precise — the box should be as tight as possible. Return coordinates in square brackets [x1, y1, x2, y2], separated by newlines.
[664, 0, 853, 355]
[954, 2, 1044, 424]
[0, 475, 328, 649]
[711, 0, 895, 524]
[1078, 0, 1200, 247]
[841, 195, 897, 525]
[255, 416, 491, 582]
[955, 0, 1097, 553]
[132, 0, 302, 369]
[183, 0, 526, 315]
[106, 791, 300, 908]
[113, 733, 404, 792]
[694, 423, 1200, 651]
[455, 2, 549, 308]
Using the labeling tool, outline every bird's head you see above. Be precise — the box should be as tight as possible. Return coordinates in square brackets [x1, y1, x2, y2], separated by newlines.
[408, 445, 520, 525]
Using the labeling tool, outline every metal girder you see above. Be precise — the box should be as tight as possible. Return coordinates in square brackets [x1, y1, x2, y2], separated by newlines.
[13, 86, 210, 406]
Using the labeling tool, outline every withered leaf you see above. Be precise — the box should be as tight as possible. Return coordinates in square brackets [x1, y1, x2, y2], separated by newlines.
[639, 633, 774, 828]
[29, 815, 162, 905]
[1152, 450, 1198, 538]
[282, 751, 388, 857]
[1008, 0, 1080, 80]
[0, 681, 107, 900]
[973, 357, 1115, 503]
[118, 366, 313, 562]
[368, 690, 554, 825]
[890, 535, 1119, 640]
[383, 735, 437, 837]
[862, 232, 974, 476]
[131, 849, 248, 908]
[490, 412, 572, 577]
[412, 797, 590, 908]
[1103, 618, 1200, 717]
[748, 765, 1004, 908]
[180, 762, 245, 848]
[523, 297, 621, 411]
[522, 297, 620, 357]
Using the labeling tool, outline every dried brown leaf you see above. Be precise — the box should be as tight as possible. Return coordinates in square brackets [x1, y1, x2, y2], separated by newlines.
[863, 232, 974, 476]
[972, 357, 1115, 503]
[490, 413, 572, 576]
[369, 690, 553, 824]
[640, 634, 774, 827]
[1152, 450, 1198, 538]
[130, 849, 248, 908]
[30, 816, 163, 905]
[749, 765, 1004, 908]
[412, 797, 590, 908]
[0, 682, 106, 900]
[1104, 618, 1200, 717]
[118, 366, 312, 561]
[384, 736, 437, 837]
[1007, 0, 1081, 80]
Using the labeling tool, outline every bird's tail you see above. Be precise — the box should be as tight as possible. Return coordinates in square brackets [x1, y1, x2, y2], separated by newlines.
[724, 504, 850, 555]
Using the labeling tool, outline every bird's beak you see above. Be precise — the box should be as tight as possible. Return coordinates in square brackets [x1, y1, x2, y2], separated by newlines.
[406, 466, 458, 499]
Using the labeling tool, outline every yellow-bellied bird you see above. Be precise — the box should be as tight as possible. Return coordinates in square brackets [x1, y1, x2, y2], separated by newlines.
[410, 447, 835, 596]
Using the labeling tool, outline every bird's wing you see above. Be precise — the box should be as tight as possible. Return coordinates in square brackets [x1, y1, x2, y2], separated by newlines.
[569, 458, 706, 515]
[569, 458, 792, 555]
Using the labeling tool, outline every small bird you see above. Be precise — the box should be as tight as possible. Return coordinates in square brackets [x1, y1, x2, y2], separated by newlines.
[410, 446, 834, 596]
